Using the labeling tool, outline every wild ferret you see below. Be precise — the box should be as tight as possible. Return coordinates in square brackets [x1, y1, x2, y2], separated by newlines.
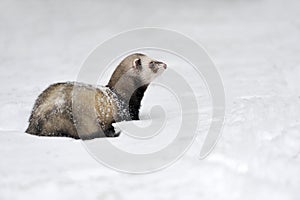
[26, 53, 167, 139]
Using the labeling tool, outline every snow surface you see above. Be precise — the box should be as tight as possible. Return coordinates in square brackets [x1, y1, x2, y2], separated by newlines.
[1, 0, 300, 199]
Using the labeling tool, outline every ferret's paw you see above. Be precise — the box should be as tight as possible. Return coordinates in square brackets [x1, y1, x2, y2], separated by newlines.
[113, 131, 120, 137]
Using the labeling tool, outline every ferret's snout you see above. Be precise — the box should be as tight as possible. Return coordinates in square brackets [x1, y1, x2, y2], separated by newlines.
[157, 61, 167, 69]
[150, 61, 167, 70]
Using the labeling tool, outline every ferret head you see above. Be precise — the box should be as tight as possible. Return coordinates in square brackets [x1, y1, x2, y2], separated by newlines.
[123, 53, 167, 84]
[108, 53, 167, 89]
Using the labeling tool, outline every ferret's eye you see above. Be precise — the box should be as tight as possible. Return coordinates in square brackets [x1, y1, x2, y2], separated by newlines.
[149, 61, 155, 68]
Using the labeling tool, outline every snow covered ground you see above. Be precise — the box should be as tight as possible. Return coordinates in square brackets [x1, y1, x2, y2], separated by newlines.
[1, 0, 300, 199]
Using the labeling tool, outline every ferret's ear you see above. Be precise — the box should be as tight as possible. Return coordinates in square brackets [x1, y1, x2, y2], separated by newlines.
[133, 58, 142, 70]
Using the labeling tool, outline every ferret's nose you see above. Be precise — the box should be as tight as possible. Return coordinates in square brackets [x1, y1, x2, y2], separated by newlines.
[162, 63, 167, 69]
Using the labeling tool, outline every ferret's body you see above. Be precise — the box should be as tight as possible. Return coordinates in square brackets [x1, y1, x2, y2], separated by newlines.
[26, 82, 128, 139]
[26, 53, 166, 139]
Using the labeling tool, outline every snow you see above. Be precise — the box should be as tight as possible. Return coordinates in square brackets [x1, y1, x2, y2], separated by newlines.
[1, 0, 300, 199]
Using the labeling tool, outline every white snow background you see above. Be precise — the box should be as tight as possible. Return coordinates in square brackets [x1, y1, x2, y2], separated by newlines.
[1, 0, 300, 199]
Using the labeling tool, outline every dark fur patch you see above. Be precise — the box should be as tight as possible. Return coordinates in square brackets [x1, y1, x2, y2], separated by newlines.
[129, 84, 149, 120]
